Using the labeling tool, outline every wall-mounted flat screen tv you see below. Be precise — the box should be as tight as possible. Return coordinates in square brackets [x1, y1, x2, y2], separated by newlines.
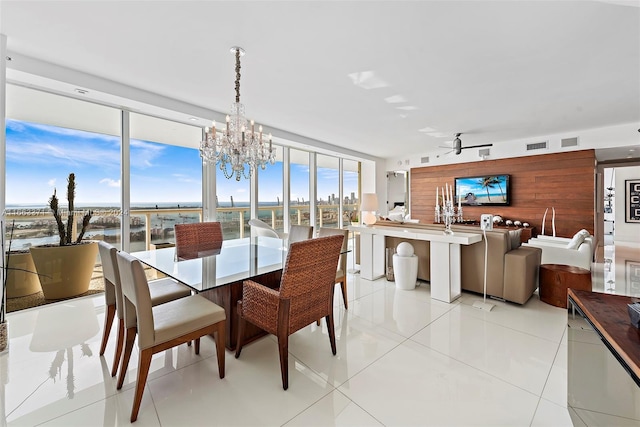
[455, 175, 510, 206]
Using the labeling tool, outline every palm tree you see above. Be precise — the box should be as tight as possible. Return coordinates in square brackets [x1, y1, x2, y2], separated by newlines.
[479, 176, 506, 202]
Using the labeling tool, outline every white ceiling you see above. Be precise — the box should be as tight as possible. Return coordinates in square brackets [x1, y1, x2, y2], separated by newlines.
[1, 0, 639, 160]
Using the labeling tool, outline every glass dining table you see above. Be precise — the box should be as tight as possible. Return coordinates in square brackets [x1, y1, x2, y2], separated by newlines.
[131, 236, 289, 350]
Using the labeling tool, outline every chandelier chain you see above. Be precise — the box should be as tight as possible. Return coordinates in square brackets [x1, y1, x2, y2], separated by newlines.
[234, 48, 241, 103]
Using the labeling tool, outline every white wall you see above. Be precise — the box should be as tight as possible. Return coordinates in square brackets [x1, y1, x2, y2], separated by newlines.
[385, 122, 639, 172]
[615, 165, 640, 245]
[361, 158, 387, 214]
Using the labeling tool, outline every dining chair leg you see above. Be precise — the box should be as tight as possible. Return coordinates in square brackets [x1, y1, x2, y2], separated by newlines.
[215, 321, 226, 379]
[194, 338, 200, 355]
[99, 303, 116, 356]
[235, 302, 245, 359]
[325, 314, 337, 355]
[111, 318, 125, 377]
[340, 279, 348, 310]
[117, 327, 137, 390]
[130, 348, 153, 423]
[277, 333, 289, 390]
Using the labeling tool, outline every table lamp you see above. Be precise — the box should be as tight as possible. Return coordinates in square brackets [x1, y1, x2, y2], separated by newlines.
[361, 193, 378, 226]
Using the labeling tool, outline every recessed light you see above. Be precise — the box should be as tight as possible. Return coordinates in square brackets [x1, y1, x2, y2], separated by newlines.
[629, 148, 635, 152]
[74, 88, 88, 95]
[189, 117, 198, 121]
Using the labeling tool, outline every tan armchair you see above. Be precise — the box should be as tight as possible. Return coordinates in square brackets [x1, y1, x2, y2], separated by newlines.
[318, 227, 349, 309]
[248, 218, 283, 239]
[115, 251, 226, 422]
[97, 241, 192, 377]
[174, 221, 223, 260]
[235, 234, 344, 390]
[288, 224, 314, 245]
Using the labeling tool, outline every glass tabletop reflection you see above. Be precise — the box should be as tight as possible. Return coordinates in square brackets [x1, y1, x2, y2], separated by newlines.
[131, 236, 287, 292]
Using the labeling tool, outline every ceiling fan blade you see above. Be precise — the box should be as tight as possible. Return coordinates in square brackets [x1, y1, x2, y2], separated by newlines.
[460, 143, 493, 150]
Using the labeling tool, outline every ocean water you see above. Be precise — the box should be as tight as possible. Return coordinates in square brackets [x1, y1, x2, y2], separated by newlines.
[4, 201, 316, 250]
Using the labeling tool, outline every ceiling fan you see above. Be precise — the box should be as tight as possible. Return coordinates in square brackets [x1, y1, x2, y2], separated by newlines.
[442, 133, 493, 155]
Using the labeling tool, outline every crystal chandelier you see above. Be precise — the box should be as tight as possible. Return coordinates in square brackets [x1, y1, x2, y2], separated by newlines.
[200, 47, 276, 181]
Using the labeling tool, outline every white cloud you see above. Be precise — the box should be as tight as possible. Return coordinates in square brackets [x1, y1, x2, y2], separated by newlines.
[236, 188, 247, 193]
[48, 179, 56, 187]
[99, 178, 121, 188]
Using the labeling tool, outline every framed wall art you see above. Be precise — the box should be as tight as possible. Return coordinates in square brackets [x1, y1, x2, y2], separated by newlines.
[625, 179, 640, 223]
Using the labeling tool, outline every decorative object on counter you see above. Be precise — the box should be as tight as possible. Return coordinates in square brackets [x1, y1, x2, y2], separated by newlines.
[387, 205, 406, 222]
[435, 182, 462, 231]
[492, 215, 503, 224]
[540, 207, 556, 236]
[361, 193, 379, 226]
[435, 186, 442, 223]
[443, 199, 454, 234]
[523, 222, 530, 228]
[514, 220, 522, 227]
[628, 302, 640, 328]
[505, 220, 513, 226]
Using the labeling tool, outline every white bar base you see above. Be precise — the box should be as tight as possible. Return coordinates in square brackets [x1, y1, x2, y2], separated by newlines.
[472, 301, 495, 312]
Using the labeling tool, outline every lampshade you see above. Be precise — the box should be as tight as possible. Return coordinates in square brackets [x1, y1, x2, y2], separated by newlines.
[361, 193, 378, 226]
[360, 193, 378, 211]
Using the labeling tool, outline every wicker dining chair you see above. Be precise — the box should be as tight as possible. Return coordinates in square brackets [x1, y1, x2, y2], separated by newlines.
[174, 221, 223, 260]
[115, 250, 226, 422]
[235, 234, 344, 390]
[97, 241, 192, 377]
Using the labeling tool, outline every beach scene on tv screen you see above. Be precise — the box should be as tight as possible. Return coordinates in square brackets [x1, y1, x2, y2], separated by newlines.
[456, 175, 509, 206]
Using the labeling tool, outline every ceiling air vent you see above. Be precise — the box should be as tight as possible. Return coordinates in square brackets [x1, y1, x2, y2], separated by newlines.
[421, 156, 429, 164]
[561, 137, 579, 147]
[526, 141, 548, 151]
[478, 148, 490, 157]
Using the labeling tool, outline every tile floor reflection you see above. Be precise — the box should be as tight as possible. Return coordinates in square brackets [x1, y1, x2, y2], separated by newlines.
[1, 245, 636, 426]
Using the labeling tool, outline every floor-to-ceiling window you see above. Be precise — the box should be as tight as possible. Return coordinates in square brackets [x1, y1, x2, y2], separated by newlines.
[316, 154, 339, 229]
[343, 159, 360, 225]
[289, 148, 310, 226]
[4, 84, 121, 250]
[257, 145, 284, 234]
[216, 161, 251, 239]
[4, 85, 367, 250]
[129, 113, 202, 251]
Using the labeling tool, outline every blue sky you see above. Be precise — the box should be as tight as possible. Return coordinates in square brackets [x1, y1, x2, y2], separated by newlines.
[5, 120, 357, 206]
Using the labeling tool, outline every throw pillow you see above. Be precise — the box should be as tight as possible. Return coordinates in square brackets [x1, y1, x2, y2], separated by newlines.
[567, 233, 586, 250]
[508, 229, 522, 250]
[577, 229, 590, 238]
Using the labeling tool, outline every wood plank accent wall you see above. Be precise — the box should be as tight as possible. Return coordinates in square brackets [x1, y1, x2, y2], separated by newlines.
[410, 149, 596, 238]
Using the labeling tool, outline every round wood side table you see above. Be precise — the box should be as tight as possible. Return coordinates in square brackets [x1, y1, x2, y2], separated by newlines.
[539, 264, 591, 308]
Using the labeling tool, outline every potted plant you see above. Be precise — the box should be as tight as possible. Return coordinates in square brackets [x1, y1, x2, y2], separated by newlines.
[1, 221, 12, 352]
[29, 173, 98, 300]
[350, 210, 360, 226]
[3, 221, 41, 299]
